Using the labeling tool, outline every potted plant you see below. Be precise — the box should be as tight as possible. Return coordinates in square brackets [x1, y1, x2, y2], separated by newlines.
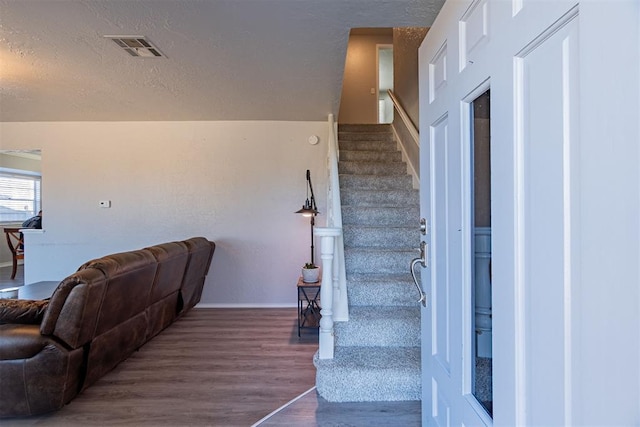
[301, 262, 320, 283]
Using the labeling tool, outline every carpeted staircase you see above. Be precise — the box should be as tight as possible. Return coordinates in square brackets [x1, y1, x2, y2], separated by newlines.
[314, 123, 422, 402]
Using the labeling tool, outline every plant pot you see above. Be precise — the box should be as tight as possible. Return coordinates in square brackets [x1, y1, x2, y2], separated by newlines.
[301, 267, 320, 283]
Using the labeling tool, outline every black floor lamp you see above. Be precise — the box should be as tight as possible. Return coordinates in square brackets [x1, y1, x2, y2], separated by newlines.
[295, 169, 319, 266]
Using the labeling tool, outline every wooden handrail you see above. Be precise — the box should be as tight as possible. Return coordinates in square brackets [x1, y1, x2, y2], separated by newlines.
[388, 89, 419, 146]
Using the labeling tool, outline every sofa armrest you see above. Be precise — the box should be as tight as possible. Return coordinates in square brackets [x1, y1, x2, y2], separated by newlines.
[0, 299, 49, 325]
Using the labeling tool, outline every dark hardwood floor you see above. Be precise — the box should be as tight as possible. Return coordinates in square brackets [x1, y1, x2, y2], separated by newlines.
[0, 308, 420, 426]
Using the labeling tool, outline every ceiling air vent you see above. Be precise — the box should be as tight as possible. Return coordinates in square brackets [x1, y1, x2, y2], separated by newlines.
[105, 36, 164, 58]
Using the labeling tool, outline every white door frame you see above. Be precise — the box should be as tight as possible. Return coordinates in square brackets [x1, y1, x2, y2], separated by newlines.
[376, 43, 393, 123]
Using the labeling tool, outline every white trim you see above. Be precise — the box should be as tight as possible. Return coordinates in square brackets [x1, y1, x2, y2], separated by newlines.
[513, 54, 527, 427]
[390, 124, 420, 189]
[376, 43, 394, 124]
[0, 261, 20, 268]
[561, 18, 578, 426]
[20, 228, 45, 234]
[251, 386, 317, 426]
[0, 167, 41, 177]
[388, 90, 420, 145]
[195, 303, 297, 309]
[460, 80, 491, 404]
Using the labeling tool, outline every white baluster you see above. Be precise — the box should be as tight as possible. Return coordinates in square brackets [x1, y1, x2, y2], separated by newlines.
[315, 227, 341, 359]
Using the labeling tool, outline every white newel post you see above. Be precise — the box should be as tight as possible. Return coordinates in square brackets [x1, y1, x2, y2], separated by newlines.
[315, 227, 341, 359]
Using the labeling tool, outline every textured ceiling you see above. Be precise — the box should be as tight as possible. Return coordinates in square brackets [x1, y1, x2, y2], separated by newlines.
[0, 0, 444, 122]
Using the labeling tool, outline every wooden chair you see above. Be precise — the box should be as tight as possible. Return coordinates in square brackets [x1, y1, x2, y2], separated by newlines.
[4, 228, 24, 280]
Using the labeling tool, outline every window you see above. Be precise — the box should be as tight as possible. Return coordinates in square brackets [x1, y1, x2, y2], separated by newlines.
[0, 170, 42, 223]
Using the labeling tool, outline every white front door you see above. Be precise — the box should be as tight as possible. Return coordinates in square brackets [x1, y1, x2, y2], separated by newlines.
[418, 1, 639, 425]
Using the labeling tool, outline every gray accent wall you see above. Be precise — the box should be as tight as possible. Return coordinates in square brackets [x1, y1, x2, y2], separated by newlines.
[392, 27, 428, 180]
[393, 27, 428, 132]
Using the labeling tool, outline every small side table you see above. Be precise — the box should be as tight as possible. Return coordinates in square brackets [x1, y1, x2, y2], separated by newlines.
[297, 276, 321, 337]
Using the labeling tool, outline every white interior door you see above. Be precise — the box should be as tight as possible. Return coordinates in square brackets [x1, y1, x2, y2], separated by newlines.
[415, 1, 637, 425]
[377, 44, 394, 124]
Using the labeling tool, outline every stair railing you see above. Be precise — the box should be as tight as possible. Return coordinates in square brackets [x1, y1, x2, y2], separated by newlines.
[388, 89, 420, 185]
[315, 113, 349, 360]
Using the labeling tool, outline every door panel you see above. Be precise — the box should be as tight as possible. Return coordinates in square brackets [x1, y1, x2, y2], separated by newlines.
[430, 110, 464, 425]
[430, 115, 452, 375]
[514, 12, 579, 426]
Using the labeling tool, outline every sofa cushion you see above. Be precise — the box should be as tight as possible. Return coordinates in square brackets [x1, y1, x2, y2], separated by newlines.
[0, 341, 84, 416]
[40, 268, 108, 349]
[80, 249, 157, 336]
[0, 299, 49, 325]
[83, 311, 148, 390]
[0, 324, 48, 360]
[145, 241, 189, 304]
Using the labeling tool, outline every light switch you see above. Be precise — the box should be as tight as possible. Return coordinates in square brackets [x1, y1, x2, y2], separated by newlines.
[99, 200, 111, 208]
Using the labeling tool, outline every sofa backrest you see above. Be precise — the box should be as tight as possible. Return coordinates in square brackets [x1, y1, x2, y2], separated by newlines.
[181, 238, 216, 312]
[77, 249, 158, 388]
[40, 267, 109, 349]
[145, 242, 189, 306]
[79, 249, 157, 336]
[144, 241, 189, 338]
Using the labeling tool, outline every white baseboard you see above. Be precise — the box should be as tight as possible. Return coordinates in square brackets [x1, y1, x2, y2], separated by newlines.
[196, 303, 298, 309]
[0, 261, 21, 269]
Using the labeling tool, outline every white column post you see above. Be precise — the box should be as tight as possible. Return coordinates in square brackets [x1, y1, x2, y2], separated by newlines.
[315, 227, 341, 359]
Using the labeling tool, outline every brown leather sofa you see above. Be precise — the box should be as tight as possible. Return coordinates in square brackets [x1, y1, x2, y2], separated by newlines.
[0, 237, 215, 418]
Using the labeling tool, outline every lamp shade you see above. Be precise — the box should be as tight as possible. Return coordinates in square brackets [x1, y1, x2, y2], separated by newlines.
[295, 204, 319, 217]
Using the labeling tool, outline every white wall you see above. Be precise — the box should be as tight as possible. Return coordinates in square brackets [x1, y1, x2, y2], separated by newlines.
[0, 121, 329, 306]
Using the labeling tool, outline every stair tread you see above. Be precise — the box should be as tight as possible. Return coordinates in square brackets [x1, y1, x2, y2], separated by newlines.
[341, 190, 418, 196]
[345, 224, 416, 229]
[345, 247, 418, 253]
[341, 205, 419, 210]
[348, 305, 419, 318]
[348, 272, 416, 283]
[339, 148, 404, 156]
[342, 205, 419, 209]
[315, 346, 420, 369]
